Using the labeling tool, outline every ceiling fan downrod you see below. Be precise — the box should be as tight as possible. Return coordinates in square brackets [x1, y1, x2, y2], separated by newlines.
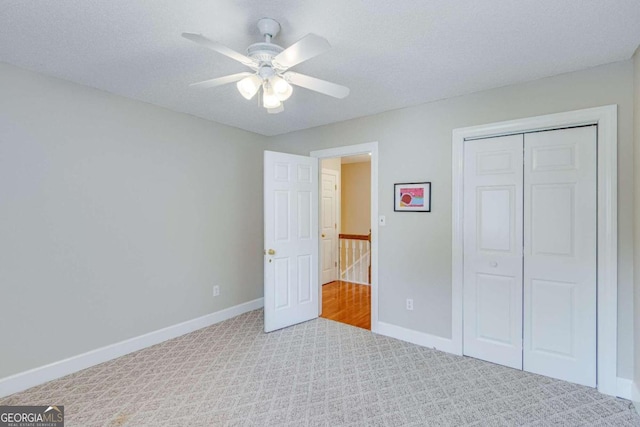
[257, 18, 281, 44]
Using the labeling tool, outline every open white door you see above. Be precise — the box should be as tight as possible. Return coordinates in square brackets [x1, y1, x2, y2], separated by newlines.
[264, 151, 319, 332]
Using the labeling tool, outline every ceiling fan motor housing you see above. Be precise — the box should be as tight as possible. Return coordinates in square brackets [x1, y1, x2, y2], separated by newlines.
[247, 42, 284, 64]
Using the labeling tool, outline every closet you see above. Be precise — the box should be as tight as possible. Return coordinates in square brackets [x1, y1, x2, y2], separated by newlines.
[462, 125, 597, 387]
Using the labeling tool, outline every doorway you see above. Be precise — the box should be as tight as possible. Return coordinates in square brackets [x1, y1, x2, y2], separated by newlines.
[263, 142, 378, 336]
[311, 142, 379, 332]
[319, 154, 372, 329]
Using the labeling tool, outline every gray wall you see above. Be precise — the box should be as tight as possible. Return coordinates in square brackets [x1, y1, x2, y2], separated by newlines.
[1, 57, 636, 383]
[633, 48, 640, 403]
[0, 63, 266, 378]
[268, 60, 636, 379]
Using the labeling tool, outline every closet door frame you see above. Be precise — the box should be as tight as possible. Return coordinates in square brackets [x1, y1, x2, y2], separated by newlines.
[451, 105, 618, 396]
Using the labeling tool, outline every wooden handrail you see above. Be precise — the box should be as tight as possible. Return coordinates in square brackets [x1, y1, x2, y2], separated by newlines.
[339, 233, 370, 241]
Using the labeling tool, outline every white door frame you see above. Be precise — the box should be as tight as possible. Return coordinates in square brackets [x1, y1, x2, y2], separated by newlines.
[311, 142, 379, 332]
[321, 167, 340, 284]
[451, 105, 618, 396]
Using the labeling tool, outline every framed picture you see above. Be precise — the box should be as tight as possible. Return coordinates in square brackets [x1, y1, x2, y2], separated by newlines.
[394, 182, 431, 212]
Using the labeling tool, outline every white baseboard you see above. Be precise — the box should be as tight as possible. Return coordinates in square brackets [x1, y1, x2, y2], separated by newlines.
[375, 323, 634, 401]
[0, 298, 264, 398]
[375, 321, 455, 354]
[616, 377, 633, 400]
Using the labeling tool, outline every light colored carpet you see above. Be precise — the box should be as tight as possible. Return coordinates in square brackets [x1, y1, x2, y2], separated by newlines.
[1, 310, 638, 426]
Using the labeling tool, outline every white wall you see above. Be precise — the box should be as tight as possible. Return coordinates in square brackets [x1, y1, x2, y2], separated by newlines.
[269, 60, 636, 379]
[0, 63, 266, 379]
[633, 47, 640, 407]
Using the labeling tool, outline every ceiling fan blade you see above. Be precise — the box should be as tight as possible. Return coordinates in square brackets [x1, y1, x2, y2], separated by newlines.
[182, 33, 258, 68]
[284, 72, 350, 99]
[273, 34, 331, 70]
[189, 72, 253, 89]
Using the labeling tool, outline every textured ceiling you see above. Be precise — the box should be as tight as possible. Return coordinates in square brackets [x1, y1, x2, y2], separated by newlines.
[1, 1, 639, 136]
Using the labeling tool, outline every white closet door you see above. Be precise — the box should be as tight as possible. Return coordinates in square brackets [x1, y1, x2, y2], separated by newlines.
[463, 134, 524, 369]
[523, 126, 597, 387]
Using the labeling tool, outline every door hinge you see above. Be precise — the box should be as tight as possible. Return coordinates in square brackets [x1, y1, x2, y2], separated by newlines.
[334, 223, 337, 229]
[335, 184, 337, 190]
[335, 261, 337, 267]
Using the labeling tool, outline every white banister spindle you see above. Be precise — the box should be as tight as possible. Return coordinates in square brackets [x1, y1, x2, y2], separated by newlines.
[345, 239, 349, 281]
[339, 239, 343, 278]
[351, 240, 356, 283]
[358, 240, 363, 283]
[347, 239, 352, 283]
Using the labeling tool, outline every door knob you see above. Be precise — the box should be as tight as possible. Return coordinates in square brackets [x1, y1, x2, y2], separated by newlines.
[267, 249, 276, 255]
[490, 262, 498, 268]
[321, 234, 326, 238]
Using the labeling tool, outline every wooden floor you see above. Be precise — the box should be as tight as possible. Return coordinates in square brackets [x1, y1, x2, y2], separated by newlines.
[320, 280, 371, 330]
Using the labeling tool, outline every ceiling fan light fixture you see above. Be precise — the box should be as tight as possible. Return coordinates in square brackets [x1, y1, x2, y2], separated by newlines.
[236, 75, 261, 100]
[271, 76, 293, 101]
[263, 85, 282, 109]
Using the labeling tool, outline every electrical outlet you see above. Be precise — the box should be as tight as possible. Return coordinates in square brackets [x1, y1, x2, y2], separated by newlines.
[406, 298, 413, 311]
[213, 285, 220, 297]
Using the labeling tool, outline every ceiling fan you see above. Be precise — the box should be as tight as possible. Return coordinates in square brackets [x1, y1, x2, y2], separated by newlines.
[182, 18, 349, 114]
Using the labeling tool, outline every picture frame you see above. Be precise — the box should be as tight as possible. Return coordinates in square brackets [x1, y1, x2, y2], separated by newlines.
[394, 182, 431, 212]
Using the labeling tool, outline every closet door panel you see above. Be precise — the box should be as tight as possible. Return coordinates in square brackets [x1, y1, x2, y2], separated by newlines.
[523, 126, 597, 387]
[463, 134, 524, 369]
